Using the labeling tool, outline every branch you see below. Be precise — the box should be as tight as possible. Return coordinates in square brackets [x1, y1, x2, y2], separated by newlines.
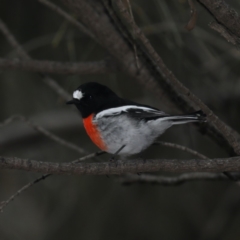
[1, 156, 240, 174]
[0, 115, 86, 154]
[0, 151, 104, 213]
[209, 21, 239, 46]
[197, 0, 240, 41]
[120, 173, 228, 186]
[0, 58, 116, 75]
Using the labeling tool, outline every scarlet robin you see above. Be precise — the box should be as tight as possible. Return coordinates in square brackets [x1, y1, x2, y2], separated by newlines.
[67, 82, 206, 156]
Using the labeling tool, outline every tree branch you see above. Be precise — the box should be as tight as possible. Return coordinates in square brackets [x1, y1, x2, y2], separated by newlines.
[0, 58, 116, 75]
[1, 156, 240, 175]
[209, 21, 239, 46]
[197, 0, 240, 41]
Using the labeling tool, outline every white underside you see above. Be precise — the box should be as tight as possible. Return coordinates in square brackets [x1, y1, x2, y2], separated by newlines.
[93, 114, 172, 155]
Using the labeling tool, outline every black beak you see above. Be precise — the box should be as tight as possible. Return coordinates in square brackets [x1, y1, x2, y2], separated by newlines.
[66, 99, 76, 105]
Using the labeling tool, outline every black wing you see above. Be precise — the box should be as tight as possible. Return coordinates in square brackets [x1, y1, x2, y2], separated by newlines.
[95, 105, 169, 121]
[95, 97, 168, 120]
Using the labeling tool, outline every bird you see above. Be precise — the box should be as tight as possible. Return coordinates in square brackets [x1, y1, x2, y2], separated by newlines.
[67, 82, 206, 156]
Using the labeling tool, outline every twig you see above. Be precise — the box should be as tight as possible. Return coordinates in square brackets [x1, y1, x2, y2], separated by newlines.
[125, 0, 139, 69]
[0, 18, 70, 100]
[209, 21, 239, 46]
[185, 0, 198, 31]
[155, 141, 208, 159]
[0, 115, 86, 154]
[0, 19, 29, 59]
[0, 151, 104, 213]
[0, 174, 50, 213]
[120, 172, 228, 186]
[38, 0, 95, 40]
[0, 58, 115, 75]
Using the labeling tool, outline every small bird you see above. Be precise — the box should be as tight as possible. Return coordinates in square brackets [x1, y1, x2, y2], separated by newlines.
[67, 82, 206, 156]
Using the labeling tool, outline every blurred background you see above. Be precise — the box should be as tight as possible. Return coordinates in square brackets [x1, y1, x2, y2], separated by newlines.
[1, 0, 240, 239]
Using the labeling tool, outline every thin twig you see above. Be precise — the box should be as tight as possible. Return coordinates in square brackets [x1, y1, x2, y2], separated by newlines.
[0, 58, 115, 75]
[209, 21, 238, 46]
[125, 0, 139, 69]
[0, 151, 104, 213]
[0, 19, 29, 59]
[0, 174, 50, 213]
[0, 18, 70, 100]
[185, 0, 198, 31]
[0, 115, 86, 154]
[38, 0, 95, 39]
[155, 141, 208, 159]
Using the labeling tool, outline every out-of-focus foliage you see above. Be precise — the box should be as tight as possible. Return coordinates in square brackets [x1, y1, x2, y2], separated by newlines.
[1, 0, 240, 239]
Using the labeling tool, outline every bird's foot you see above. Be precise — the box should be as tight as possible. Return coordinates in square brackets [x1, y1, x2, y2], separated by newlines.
[109, 145, 126, 163]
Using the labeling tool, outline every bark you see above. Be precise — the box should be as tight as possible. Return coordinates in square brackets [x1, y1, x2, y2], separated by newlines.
[1, 156, 240, 175]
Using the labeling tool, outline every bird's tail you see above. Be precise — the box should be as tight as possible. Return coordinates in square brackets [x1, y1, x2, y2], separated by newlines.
[163, 110, 206, 125]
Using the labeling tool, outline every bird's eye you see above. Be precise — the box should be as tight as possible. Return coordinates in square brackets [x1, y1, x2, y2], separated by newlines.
[85, 94, 92, 99]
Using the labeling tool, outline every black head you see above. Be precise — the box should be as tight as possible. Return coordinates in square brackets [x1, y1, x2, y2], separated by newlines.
[67, 82, 119, 118]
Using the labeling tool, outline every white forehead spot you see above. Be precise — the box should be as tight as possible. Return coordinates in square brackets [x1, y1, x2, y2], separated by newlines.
[73, 90, 83, 100]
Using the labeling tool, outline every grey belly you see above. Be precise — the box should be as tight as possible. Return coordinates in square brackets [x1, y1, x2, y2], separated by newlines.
[94, 115, 171, 155]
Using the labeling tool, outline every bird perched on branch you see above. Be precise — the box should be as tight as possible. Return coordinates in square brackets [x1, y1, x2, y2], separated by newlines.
[67, 82, 206, 156]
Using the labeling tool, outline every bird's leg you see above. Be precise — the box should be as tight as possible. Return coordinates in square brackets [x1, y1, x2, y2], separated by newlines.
[110, 145, 126, 162]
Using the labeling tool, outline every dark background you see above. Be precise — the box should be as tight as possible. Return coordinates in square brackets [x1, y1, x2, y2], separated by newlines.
[0, 0, 240, 239]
